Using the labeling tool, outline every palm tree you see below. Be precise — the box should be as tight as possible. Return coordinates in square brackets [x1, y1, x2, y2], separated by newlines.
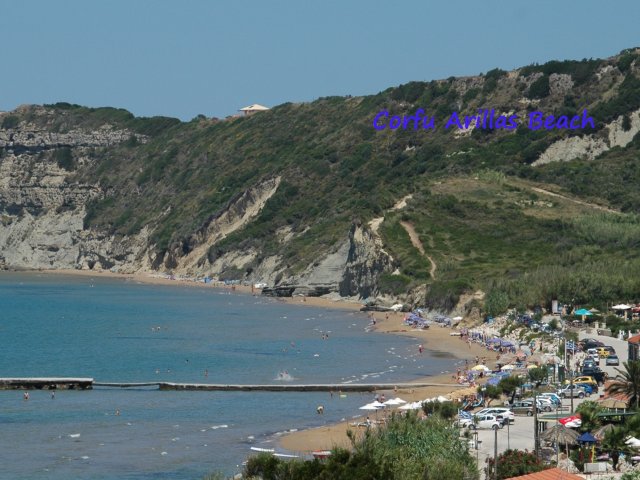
[576, 400, 602, 433]
[607, 360, 640, 409]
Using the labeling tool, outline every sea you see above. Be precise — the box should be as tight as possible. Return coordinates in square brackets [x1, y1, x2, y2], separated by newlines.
[0, 272, 458, 479]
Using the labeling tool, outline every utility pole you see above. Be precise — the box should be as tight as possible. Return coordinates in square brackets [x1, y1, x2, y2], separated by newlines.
[534, 392, 540, 459]
[494, 424, 499, 480]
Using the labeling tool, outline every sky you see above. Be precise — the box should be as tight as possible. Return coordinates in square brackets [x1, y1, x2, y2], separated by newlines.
[1, 1, 639, 121]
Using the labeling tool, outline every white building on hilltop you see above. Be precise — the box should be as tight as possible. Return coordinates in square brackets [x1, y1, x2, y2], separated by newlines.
[239, 104, 270, 116]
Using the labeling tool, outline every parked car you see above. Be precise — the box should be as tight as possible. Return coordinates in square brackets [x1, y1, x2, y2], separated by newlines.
[474, 408, 515, 423]
[606, 354, 620, 366]
[570, 376, 598, 387]
[574, 383, 595, 395]
[580, 368, 607, 384]
[508, 401, 535, 416]
[538, 393, 562, 406]
[603, 345, 616, 354]
[460, 414, 503, 430]
[558, 385, 586, 399]
[589, 353, 601, 363]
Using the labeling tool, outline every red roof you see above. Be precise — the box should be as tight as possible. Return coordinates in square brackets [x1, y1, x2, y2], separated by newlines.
[505, 467, 584, 480]
[628, 334, 640, 344]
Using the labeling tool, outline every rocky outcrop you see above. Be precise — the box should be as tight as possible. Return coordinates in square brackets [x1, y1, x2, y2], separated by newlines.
[0, 119, 149, 271]
[533, 108, 640, 166]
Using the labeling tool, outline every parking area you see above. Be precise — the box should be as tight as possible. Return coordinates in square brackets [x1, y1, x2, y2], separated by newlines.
[468, 328, 628, 478]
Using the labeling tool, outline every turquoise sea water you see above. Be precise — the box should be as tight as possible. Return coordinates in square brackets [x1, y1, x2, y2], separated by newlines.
[0, 273, 458, 479]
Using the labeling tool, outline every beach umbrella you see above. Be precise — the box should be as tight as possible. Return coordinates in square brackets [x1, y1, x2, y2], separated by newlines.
[528, 353, 546, 364]
[501, 364, 515, 371]
[500, 340, 515, 347]
[471, 365, 489, 371]
[391, 397, 406, 404]
[488, 338, 502, 344]
[574, 308, 593, 316]
[577, 432, 598, 444]
[559, 415, 582, 428]
[359, 404, 381, 411]
[612, 304, 632, 310]
[594, 424, 616, 440]
[498, 352, 516, 363]
[626, 436, 640, 448]
[370, 401, 386, 408]
[599, 397, 628, 409]
[399, 401, 422, 410]
[540, 424, 579, 445]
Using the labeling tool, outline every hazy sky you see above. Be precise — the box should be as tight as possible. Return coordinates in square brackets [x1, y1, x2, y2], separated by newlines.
[1, 1, 639, 120]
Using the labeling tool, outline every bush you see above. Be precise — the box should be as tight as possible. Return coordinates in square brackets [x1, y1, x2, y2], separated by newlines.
[486, 449, 548, 479]
[55, 147, 75, 171]
[243, 413, 478, 480]
[526, 75, 550, 99]
[1, 115, 19, 129]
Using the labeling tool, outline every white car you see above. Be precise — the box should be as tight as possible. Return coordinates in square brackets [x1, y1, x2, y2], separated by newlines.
[475, 408, 515, 423]
[461, 414, 503, 430]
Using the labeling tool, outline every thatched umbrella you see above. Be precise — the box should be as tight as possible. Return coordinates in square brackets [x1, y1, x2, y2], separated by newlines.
[497, 353, 516, 364]
[540, 424, 579, 459]
[599, 397, 628, 410]
[528, 353, 546, 364]
[594, 423, 616, 441]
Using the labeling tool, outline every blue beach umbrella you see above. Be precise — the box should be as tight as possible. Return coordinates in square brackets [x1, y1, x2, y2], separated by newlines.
[574, 308, 593, 316]
[577, 432, 598, 444]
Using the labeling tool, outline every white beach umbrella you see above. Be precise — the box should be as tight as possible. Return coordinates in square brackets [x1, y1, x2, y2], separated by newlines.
[383, 399, 401, 406]
[391, 397, 407, 404]
[613, 304, 632, 310]
[399, 402, 419, 410]
[501, 364, 515, 371]
[359, 404, 381, 411]
[626, 436, 640, 448]
[370, 400, 386, 408]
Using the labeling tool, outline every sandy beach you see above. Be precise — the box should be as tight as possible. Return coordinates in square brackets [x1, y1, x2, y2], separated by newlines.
[35, 268, 493, 454]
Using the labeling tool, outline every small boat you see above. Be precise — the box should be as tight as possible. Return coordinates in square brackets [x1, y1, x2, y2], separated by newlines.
[312, 450, 332, 459]
[250, 447, 275, 453]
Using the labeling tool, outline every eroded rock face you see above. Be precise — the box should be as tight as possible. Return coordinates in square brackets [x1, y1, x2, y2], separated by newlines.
[533, 108, 640, 166]
[0, 118, 150, 271]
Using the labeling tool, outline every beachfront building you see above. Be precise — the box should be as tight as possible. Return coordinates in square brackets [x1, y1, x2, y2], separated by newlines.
[628, 333, 640, 361]
[239, 104, 270, 116]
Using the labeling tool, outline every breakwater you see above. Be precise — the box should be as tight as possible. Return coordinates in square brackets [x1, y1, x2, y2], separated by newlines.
[1, 378, 461, 392]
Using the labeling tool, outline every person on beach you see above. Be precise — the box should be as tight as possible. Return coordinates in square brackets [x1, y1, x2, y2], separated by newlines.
[23, 392, 29, 400]
[316, 405, 324, 414]
[418, 344, 423, 354]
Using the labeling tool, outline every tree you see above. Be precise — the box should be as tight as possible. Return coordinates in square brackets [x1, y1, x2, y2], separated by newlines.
[481, 385, 503, 407]
[602, 425, 626, 471]
[528, 367, 548, 388]
[485, 449, 548, 480]
[499, 376, 524, 404]
[422, 400, 458, 420]
[575, 401, 602, 433]
[607, 360, 640, 409]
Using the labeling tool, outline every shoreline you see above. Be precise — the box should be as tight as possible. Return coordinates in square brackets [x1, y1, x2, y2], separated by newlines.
[278, 310, 494, 453]
[13, 268, 492, 454]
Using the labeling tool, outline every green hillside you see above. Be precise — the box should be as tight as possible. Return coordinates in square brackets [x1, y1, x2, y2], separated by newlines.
[2, 47, 640, 312]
